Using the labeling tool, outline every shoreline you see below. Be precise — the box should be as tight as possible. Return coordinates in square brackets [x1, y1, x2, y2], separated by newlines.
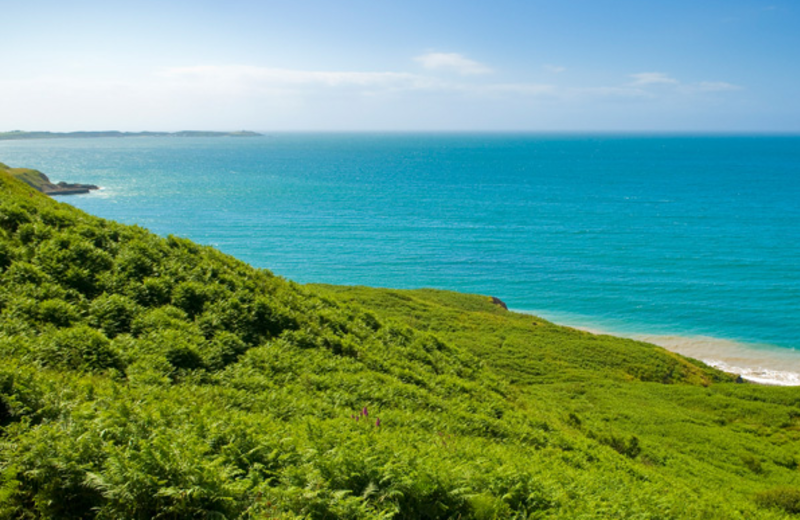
[631, 334, 800, 386]
[519, 309, 800, 386]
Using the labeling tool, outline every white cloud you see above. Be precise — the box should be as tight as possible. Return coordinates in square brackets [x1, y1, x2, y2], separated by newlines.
[629, 72, 679, 86]
[478, 83, 557, 96]
[627, 73, 742, 94]
[570, 86, 652, 99]
[163, 65, 434, 90]
[0, 61, 745, 132]
[414, 52, 493, 75]
[693, 81, 742, 92]
[544, 64, 566, 74]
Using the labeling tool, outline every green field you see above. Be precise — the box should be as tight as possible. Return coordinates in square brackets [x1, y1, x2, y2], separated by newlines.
[1, 168, 799, 519]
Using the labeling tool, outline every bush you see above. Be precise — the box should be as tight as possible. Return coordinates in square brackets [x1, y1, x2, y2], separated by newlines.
[0, 242, 13, 272]
[34, 326, 123, 373]
[0, 202, 31, 232]
[172, 281, 209, 318]
[3, 262, 47, 285]
[38, 299, 80, 327]
[89, 294, 139, 338]
[35, 235, 113, 295]
[115, 240, 161, 281]
[16, 222, 52, 245]
[202, 331, 248, 370]
[755, 487, 800, 514]
[130, 306, 191, 336]
[135, 277, 172, 307]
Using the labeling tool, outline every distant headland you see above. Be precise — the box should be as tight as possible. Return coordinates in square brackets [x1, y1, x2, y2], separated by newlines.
[0, 162, 98, 195]
[0, 130, 261, 140]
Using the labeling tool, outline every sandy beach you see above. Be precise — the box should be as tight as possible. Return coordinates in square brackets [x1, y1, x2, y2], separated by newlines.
[525, 310, 800, 386]
[632, 334, 800, 386]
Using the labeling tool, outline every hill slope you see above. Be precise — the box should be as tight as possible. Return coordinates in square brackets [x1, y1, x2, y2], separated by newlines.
[1, 169, 799, 519]
[0, 162, 98, 195]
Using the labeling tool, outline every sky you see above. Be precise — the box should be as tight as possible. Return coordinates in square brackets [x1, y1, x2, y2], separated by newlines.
[1, 0, 798, 132]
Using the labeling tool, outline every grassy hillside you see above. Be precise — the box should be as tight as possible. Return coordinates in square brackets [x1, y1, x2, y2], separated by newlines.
[0, 162, 50, 191]
[0, 162, 97, 195]
[1, 169, 799, 519]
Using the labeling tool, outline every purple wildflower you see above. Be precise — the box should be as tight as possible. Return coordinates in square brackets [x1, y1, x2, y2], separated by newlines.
[362, 407, 368, 417]
[376, 418, 381, 427]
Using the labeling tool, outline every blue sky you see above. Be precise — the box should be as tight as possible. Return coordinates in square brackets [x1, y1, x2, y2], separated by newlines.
[2, 0, 798, 131]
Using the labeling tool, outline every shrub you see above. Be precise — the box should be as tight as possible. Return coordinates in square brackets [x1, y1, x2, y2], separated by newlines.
[166, 344, 205, 371]
[35, 235, 113, 295]
[172, 281, 209, 318]
[38, 206, 76, 229]
[3, 262, 47, 285]
[34, 325, 123, 373]
[755, 487, 800, 514]
[0, 242, 10, 272]
[115, 240, 160, 281]
[137, 277, 172, 307]
[202, 331, 248, 370]
[16, 222, 52, 245]
[89, 294, 139, 338]
[130, 305, 191, 336]
[0, 202, 31, 232]
[38, 299, 80, 327]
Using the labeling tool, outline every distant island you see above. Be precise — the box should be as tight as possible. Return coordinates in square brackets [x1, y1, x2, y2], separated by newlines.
[0, 130, 261, 140]
[0, 162, 98, 195]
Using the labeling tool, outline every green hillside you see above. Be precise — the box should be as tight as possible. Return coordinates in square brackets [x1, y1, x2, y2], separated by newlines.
[0, 162, 98, 195]
[0, 162, 50, 191]
[1, 168, 799, 519]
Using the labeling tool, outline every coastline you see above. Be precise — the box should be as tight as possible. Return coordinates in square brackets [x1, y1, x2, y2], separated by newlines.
[631, 334, 800, 386]
[520, 309, 800, 386]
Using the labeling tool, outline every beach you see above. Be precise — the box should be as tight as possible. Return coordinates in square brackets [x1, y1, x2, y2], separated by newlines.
[557, 318, 800, 386]
[635, 334, 800, 386]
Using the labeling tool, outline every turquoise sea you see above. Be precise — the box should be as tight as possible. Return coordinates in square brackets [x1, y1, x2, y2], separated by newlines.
[2, 134, 799, 383]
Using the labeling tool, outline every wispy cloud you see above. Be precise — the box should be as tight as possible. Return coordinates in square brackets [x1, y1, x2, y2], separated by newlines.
[0, 59, 744, 132]
[414, 52, 493, 75]
[629, 72, 679, 86]
[163, 65, 435, 90]
[628, 72, 742, 94]
[544, 64, 567, 74]
[693, 81, 743, 92]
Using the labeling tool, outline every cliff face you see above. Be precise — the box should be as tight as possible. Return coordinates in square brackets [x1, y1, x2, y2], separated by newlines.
[0, 162, 98, 195]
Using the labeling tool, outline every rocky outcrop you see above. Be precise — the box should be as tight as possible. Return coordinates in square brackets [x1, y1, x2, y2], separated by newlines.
[44, 181, 100, 195]
[490, 296, 508, 310]
[1, 164, 98, 196]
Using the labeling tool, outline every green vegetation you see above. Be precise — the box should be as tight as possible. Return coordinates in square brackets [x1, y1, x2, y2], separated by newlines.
[1, 168, 799, 519]
[0, 162, 97, 195]
[0, 162, 50, 191]
[0, 130, 261, 140]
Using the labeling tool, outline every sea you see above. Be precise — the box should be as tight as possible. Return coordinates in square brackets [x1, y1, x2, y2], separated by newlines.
[2, 133, 799, 385]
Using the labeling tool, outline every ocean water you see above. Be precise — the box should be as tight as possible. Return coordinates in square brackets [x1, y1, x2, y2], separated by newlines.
[2, 134, 799, 383]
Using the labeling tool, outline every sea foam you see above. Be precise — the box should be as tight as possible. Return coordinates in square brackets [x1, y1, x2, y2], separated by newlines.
[633, 334, 800, 386]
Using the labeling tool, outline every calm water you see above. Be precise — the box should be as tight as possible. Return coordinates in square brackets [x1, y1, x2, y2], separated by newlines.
[2, 134, 799, 380]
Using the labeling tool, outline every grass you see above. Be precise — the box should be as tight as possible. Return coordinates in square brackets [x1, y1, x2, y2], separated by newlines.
[1, 168, 799, 519]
